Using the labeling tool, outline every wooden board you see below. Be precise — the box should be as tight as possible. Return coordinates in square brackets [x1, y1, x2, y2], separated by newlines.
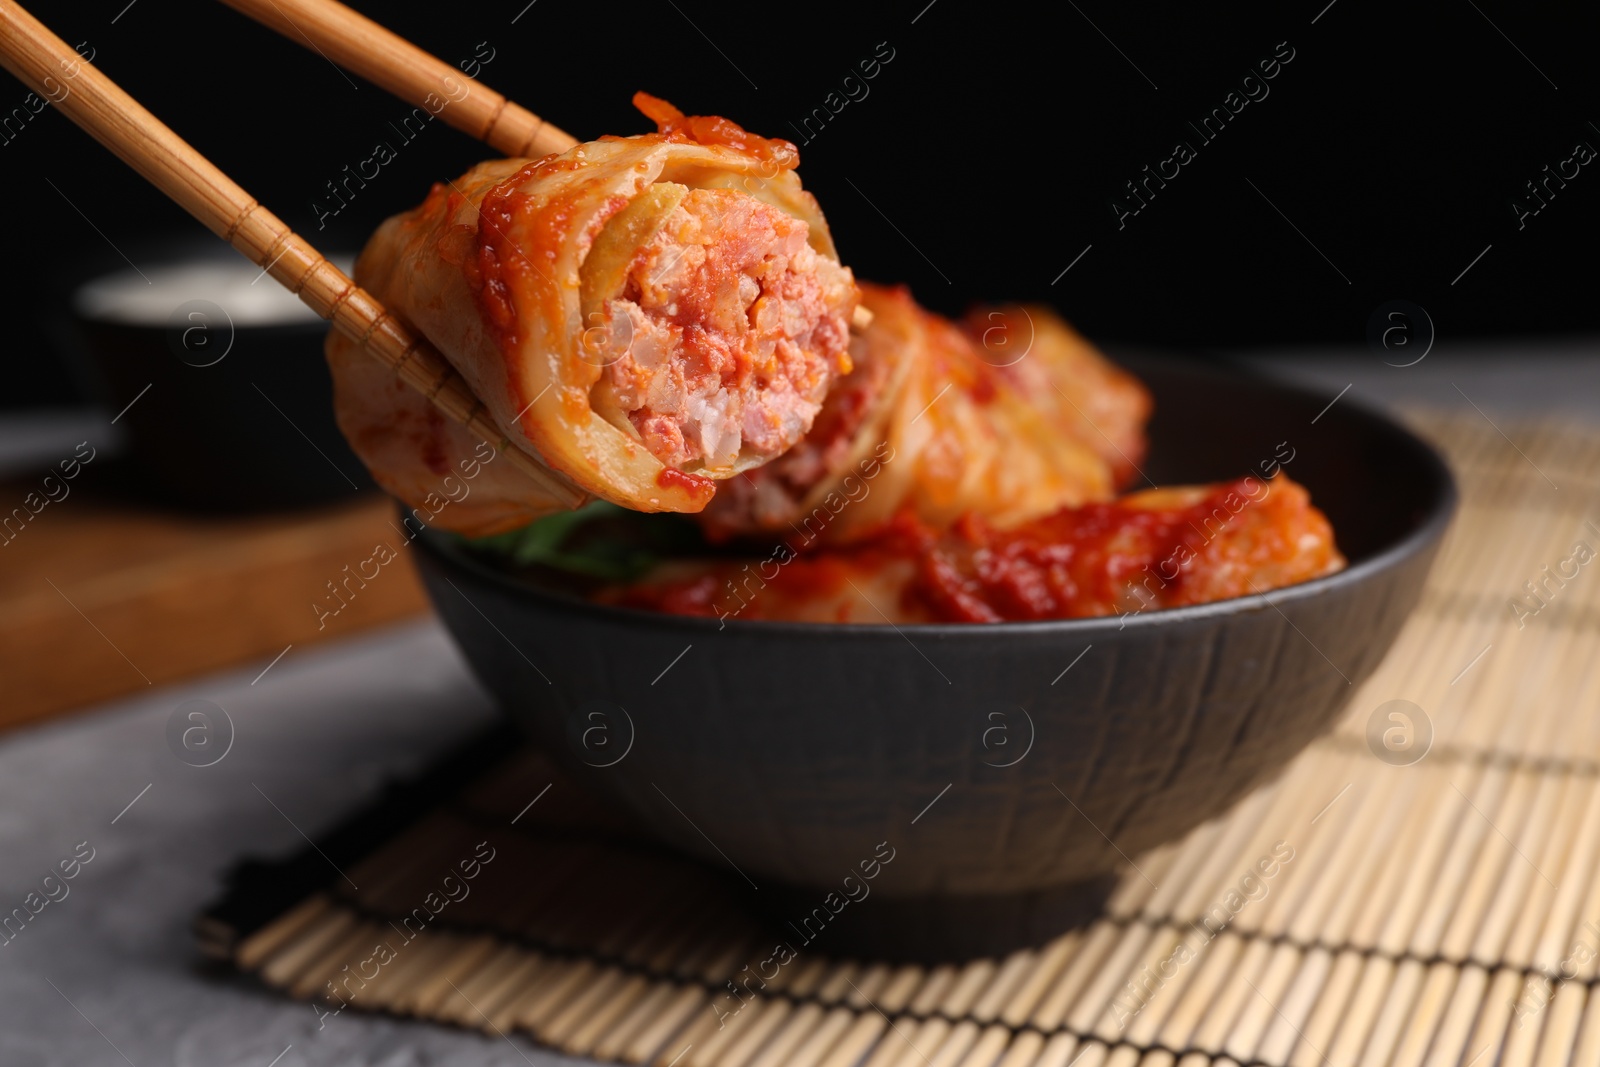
[0, 484, 429, 730]
[201, 412, 1600, 1067]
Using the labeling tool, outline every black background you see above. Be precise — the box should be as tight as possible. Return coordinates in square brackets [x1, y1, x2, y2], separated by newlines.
[4, 0, 1594, 408]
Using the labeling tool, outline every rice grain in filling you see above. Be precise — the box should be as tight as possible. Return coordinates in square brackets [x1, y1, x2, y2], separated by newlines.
[588, 187, 854, 471]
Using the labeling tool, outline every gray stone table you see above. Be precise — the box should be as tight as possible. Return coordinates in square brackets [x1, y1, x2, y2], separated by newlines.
[0, 621, 594, 1067]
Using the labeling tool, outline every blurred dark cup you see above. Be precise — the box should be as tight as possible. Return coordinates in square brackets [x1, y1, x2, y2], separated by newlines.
[65, 244, 372, 512]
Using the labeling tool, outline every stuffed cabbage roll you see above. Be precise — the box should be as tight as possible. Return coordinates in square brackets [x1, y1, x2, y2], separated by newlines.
[609, 474, 1344, 625]
[328, 95, 858, 535]
[698, 283, 1150, 544]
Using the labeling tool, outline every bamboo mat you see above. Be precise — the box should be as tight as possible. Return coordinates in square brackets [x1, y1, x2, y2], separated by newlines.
[202, 411, 1600, 1067]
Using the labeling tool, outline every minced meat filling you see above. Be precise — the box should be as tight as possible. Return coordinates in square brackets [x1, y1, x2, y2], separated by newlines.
[590, 188, 854, 470]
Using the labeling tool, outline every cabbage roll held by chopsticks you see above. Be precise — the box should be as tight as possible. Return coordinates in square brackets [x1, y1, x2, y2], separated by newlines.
[328, 95, 858, 536]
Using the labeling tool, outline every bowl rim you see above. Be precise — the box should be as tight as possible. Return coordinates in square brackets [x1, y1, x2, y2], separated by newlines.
[415, 366, 1459, 641]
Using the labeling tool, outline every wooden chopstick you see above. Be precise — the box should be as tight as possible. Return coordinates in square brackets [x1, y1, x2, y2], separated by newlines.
[0, 0, 583, 508]
[214, 0, 579, 159]
[214, 0, 874, 334]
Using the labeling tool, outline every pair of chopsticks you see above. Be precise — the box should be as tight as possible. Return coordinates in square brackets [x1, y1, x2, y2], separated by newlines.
[222, 0, 870, 341]
[0, 0, 869, 501]
[0, 0, 582, 501]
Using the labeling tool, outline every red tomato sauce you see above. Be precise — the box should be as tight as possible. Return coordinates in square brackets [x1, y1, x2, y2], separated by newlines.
[655, 466, 716, 505]
[611, 475, 1342, 624]
[894, 477, 1340, 622]
[631, 92, 800, 169]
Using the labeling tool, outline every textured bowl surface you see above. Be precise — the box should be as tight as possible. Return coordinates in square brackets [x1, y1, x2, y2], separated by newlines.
[416, 355, 1456, 904]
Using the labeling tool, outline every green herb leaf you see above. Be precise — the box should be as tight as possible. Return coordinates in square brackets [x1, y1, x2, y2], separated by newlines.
[465, 502, 708, 584]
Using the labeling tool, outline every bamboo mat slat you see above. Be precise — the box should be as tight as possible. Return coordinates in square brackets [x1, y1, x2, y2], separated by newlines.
[205, 411, 1600, 1067]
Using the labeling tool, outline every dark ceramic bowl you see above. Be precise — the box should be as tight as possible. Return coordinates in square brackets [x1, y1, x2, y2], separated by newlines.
[414, 354, 1456, 957]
